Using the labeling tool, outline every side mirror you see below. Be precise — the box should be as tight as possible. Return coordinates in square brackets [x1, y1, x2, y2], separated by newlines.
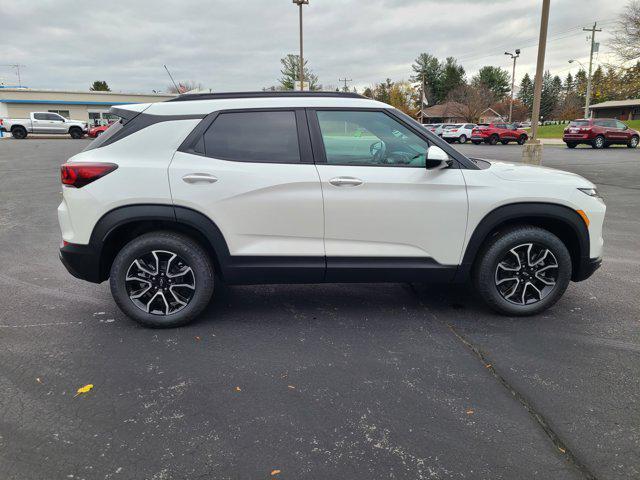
[425, 146, 452, 170]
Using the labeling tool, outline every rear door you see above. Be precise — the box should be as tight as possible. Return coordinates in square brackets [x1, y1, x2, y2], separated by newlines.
[31, 113, 51, 133]
[309, 109, 468, 280]
[168, 108, 325, 281]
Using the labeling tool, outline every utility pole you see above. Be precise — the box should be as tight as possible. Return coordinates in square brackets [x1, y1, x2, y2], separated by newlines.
[505, 49, 521, 123]
[583, 22, 602, 118]
[338, 77, 352, 92]
[1, 64, 26, 87]
[522, 0, 550, 165]
[293, 0, 309, 91]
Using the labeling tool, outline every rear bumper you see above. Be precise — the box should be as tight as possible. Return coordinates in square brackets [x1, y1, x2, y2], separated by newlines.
[59, 243, 103, 283]
[471, 136, 488, 142]
[573, 257, 602, 282]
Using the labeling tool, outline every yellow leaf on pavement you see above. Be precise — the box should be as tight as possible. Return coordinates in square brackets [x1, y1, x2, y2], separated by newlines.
[74, 384, 94, 397]
[271, 470, 281, 476]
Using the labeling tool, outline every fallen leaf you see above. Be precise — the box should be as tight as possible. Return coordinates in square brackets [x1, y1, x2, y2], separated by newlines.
[287, 385, 296, 389]
[271, 470, 281, 476]
[36, 377, 43, 384]
[195, 336, 201, 341]
[558, 447, 566, 453]
[485, 364, 492, 368]
[74, 384, 94, 397]
[466, 409, 474, 415]
[235, 386, 242, 392]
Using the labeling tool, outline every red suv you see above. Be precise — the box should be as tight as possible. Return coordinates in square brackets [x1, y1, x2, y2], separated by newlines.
[563, 118, 639, 149]
[471, 123, 528, 145]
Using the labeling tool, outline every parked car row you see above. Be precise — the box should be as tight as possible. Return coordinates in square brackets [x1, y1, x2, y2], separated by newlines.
[422, 122, 529, 146]
[422, 123, 476, 144]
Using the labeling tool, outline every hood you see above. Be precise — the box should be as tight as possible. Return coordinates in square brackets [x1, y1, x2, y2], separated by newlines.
[488, 160, 594, 187]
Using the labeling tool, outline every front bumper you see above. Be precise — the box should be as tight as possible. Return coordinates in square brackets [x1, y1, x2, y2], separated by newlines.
[59, 243, 103, 283]
[573, 257, 602, 282]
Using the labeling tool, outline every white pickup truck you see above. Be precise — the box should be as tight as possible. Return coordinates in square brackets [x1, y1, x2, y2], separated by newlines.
[0, 112, 88, 139]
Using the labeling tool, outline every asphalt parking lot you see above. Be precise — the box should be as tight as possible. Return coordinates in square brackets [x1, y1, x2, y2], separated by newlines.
[0, 138, 638, 480]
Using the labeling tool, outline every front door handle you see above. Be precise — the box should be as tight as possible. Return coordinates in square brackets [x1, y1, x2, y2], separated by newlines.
[182, 173, 218, 184]
[329, 176, 363, 187]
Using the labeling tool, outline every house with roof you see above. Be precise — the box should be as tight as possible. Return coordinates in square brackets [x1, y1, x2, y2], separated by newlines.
[589, 99, 640, 121]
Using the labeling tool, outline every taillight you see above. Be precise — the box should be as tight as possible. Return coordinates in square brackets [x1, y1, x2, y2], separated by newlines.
[61, 162, 118, 188]
[580, 127, 592, 133]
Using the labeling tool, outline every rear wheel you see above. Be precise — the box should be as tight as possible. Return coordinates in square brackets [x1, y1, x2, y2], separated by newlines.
[110, 231, 214, 328]
[566, 142, 577, 149]
[628, 136, 639, 148]
[459, 134, 467, 144]
[69, 127, 84, 139]
[592, 135, 605, 149]
[500, 140, 509, 145]
[488, 135, 499, 145]
[11, 126, 27, 139]
[473, 226, 572, 316]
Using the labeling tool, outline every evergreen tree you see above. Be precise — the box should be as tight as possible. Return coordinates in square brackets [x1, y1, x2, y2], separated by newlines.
[90, 80, 110, 92]
[440, 57, 466, 100]
[472, 66, 511, 100]
[279, 54, 319, 91]
[516, 73, 534, 114]
[410, 53, 443, 104]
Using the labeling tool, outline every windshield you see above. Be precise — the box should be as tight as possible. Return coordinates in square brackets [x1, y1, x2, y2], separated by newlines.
[569, 121, 590, 127]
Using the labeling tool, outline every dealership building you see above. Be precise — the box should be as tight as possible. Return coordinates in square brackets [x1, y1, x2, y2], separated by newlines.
[0, 88, 175, 126]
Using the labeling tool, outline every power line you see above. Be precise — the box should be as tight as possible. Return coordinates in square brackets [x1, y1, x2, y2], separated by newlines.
[338, 77, 353, 91]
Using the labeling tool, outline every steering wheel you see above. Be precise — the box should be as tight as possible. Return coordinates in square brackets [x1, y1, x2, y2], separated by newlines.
[370, 140, 387, 164]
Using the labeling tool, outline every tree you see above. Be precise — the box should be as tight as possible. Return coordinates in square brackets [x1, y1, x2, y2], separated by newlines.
[440, 57, 466, 100]
[611, 0, 640, 61]
[516, 73, 534, 114]
[387, 81, 418, 116]
[539, 71, 563, 120]
[279, 54, 319, 91]
[410, 53, 442, 105]
[446, 84, 496, 123]
[90, 81, 110, 92]
[166, 80, 203, 94]
[472, 66, 511, 100]
[493, 98, 529, 122]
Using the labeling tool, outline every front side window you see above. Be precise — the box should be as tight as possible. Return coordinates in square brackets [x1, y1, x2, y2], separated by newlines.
[616, 120, 628, 129]
[316, 110, 430, 167]
[203, 111, 300, 163]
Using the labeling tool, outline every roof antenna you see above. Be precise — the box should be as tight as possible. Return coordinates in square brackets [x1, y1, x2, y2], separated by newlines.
[163, 65, 180, 93]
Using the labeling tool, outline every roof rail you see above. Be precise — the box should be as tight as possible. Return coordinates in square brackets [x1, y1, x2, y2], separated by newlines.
[167, 91, 367, 102]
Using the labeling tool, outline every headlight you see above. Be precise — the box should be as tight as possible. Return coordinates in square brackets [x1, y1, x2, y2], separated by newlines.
[578, 187, 599, 197]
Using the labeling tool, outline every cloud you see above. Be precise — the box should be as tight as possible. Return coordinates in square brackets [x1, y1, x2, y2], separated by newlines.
[0, 0, 624, 93]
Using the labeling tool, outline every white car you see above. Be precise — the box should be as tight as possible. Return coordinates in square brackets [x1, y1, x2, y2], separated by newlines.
[422, 123, 445, 136]
[58, 92, 605, 327]
[442, 123, 476, 144]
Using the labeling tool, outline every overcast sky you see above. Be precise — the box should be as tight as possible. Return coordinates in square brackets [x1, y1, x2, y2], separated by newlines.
[0, 0, 625, 94]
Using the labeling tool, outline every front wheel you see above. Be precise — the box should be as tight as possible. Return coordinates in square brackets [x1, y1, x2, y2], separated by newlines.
[628, 136, 639, 148]
[109, 231, 214, 328]
[517, 135, 527, 145]
[488, 135, 499, 145]
[69, 128, 84, 139]
[472, 140, 482, 145]
[473, 226, 572, 316]
[500, 140, 509, 145]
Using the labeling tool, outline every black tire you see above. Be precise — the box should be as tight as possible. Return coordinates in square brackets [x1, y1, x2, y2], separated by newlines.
[566, 142, 577, 149]
[472, 140, 482, 145]
[69, 127, 84, 139]
[628, 135, 639, 148]
[489, 135, 499, 145]
[11, 126, 27, 139]
[592, 135, 605, 149]
[459, 134, 467, 144]
[473, 226, 572, 316]
[109, 231, 214, 328]
[517, 135, 527, 145]
[96, 131, 103, 137]
[500, 140, 509, 145]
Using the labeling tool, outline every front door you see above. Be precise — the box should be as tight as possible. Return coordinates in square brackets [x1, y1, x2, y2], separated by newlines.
[310, 109, 468, 281]
[169, 109, 325, 283]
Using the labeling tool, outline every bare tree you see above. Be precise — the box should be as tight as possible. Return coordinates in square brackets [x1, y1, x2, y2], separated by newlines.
[446, 84, 496, 123]
[166, 80, 204, 94]
[611, 0, 640, 61]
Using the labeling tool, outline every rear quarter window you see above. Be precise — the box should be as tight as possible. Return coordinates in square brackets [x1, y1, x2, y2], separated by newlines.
[82, 119, 124, 152]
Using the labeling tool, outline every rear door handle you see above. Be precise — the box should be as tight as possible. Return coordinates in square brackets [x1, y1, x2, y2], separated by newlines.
[329, 176, 363, 187]
[182, 173, 218, 184]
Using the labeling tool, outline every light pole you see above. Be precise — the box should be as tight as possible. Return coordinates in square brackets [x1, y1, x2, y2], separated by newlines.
[505, 49, 521, 123]
[293, 0, 309, 91]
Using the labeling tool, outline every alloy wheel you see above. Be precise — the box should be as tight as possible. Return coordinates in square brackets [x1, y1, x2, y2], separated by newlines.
[125, 250, 196, 315]
[494, 243, 559, 306]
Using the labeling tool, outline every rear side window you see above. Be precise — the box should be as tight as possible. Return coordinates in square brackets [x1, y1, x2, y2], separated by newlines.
[570, 120, 590, 127]
[203, 111, 300, 163]
[33, 113, 47, 120]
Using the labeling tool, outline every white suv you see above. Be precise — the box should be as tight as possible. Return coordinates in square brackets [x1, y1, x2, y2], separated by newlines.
[442, 123, 476, 144]
[58, 92, 605, 327]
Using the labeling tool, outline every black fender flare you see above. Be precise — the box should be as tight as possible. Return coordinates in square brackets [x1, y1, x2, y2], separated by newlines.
[454, 202, 590, 282]
[90, 204, 232, 280]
